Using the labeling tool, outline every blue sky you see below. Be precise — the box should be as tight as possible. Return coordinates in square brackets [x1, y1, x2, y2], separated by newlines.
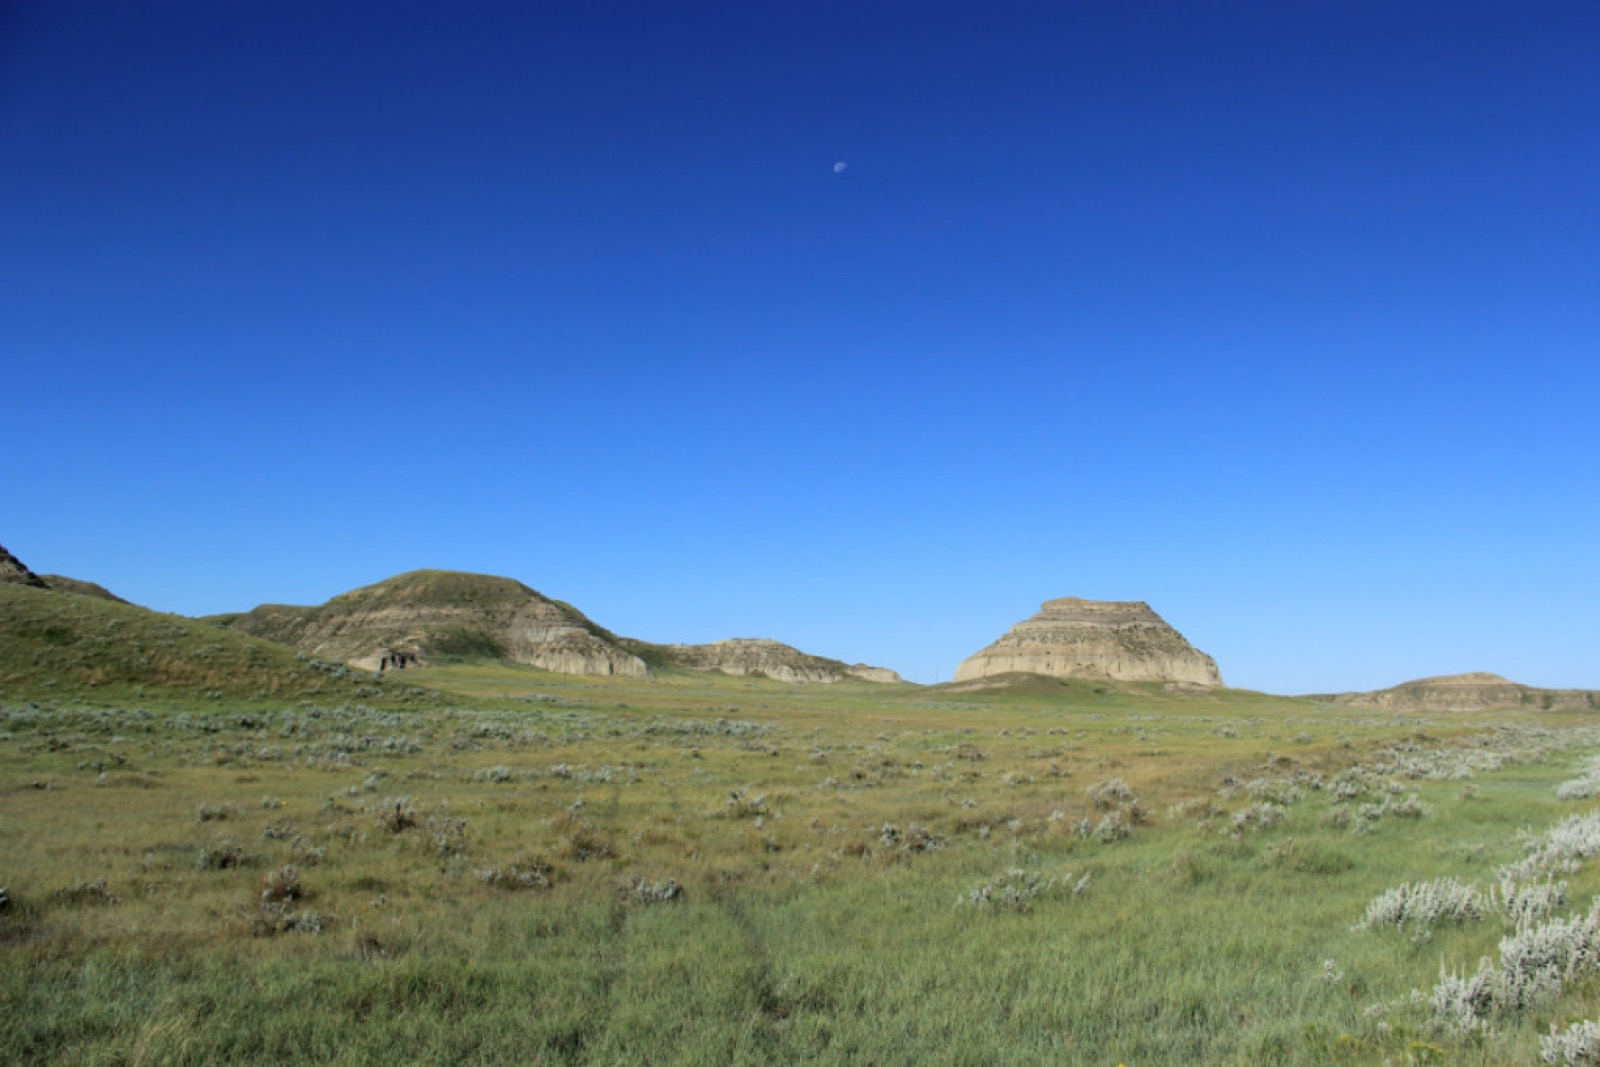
[3, 1, 1596, 692]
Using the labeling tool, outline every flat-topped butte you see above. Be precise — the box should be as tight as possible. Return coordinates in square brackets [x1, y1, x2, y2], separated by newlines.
[955, 596, 1223, 686]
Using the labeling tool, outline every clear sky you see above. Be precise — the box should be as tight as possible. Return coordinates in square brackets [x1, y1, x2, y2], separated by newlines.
[3, 1, 1597, 693]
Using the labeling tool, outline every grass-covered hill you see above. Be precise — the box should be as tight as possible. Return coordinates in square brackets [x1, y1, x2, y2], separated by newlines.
[0, 582, 432, 707]
[213, 569, 648, 677]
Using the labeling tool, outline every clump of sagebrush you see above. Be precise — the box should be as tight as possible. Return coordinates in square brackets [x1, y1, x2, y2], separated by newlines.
[1092, 809, 1132, 843]
[1230, 802, 1286, 835]
[259, 865, 304, 907]
[1359, 875, 1571, 936]
[1499, 811, 1600, 882]
[962, 868, 1067, 912]
[630, 877, 681, 904]
[251, 901, 323, 937]
[1543, 1018, 1600, 1065]
[422, 812, 469, 862]
[553, 802, 615, 862]
[51, 877, 118, 906]
[261, 818, 295, 841]
[197, 838, 247, 870]
[195, 803, 234, 823]
[1423, 899, 1600, 1035]
[375, 797, 417, 834]
[878, 822, 944, 855]
[1085, 778, 1133, 809]
[1558, 781, 1600, 801]
[1356, 878, 1488, 932]
[1497, 878, 1570, 929]
[722, 787, 767, 819]
[292, 839, 326, 867]
[477, 853, 554, 890]
[1345, 792, 1430, 834]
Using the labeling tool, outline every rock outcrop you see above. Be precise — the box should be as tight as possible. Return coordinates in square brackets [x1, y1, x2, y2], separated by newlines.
[1306, 672, 1600, 713]
[955, 597, 1222, 686]
[845, 663, 903, 684]
[0, 544, 50, 589]
[217, 570, 648, 678]
[640, 637, 902, 684]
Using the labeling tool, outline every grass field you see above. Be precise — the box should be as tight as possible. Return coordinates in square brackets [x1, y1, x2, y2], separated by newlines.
[6, 661, 1600, 1064]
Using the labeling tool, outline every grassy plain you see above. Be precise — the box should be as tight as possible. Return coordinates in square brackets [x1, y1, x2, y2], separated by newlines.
[5, 658, 1600, 1064]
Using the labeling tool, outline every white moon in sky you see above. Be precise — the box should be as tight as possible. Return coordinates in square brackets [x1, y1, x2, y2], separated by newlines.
[833, 161, 847, 173]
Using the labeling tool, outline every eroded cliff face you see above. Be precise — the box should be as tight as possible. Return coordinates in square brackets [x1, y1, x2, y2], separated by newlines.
[498, 599, 648, 677]
[955, 597, 1222, 686]
[660, 638, 902, 684]
[845, 663, 903, 684]
[222, 570, 648, 678]
[1307, 672, 1600, 713]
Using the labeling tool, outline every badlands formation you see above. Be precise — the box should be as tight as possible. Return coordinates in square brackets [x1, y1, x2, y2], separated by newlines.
[218, 569, 903, 683]
[956, 597, 1223, 686]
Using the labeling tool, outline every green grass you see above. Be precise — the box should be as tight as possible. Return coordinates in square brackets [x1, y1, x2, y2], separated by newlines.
[5, 665, 1600, 1063]
[0, 583, 447, 710]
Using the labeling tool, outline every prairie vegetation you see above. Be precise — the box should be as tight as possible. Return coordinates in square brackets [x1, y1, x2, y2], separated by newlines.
[6, 661, 1600, 1063]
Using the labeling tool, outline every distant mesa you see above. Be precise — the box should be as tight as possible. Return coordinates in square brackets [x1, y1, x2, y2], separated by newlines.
[955, 597, 1222, 687]
[1306, 672, 1600, 713]
[217, 569, 649, 678]
[629, 637, 902, 684]
[0, 544, 50, 590]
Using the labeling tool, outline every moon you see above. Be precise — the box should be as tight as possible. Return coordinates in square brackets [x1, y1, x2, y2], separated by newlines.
[833, 161, 847, 173]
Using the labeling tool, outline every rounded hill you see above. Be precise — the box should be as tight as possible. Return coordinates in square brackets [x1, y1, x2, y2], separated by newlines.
[217, 569, 647, 677]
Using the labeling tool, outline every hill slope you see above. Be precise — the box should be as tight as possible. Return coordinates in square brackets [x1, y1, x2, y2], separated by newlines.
[0, 581, 418, 704]
[38, 574, 130, 603]
[216, 569, 648, 677]
[0, 543, 50, 589]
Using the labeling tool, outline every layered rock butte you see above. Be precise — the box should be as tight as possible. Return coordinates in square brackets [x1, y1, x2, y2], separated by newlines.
[1306, 672, 1600, 713]
[955, 597, 1223, 686]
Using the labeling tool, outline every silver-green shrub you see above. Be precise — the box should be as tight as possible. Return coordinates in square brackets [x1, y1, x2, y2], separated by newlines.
[1357, 878, 1487, 931]
[1542, 1019, 1600, 1064]
[961, 868, 1060, 912]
